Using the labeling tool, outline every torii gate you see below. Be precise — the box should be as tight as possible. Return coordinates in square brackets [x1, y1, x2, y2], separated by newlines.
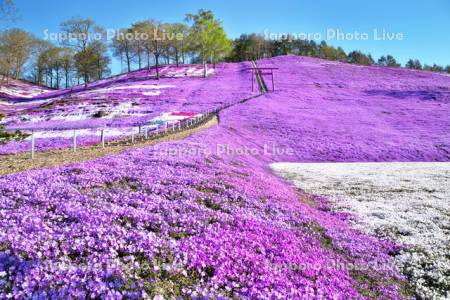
[245, 67, 278, 92]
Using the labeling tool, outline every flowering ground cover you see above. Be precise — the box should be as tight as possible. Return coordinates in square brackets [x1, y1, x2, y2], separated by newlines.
[271, 162, 450, 299]
[0, 77, 52, 99]
[255, 55, 450, 162]
[0, 63, 255, 155]
[0, 124, 410, 299]
[0, 55, 449, 298]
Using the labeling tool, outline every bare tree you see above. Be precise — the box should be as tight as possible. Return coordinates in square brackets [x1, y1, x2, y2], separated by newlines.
[136, 20, 166, 79]
[30, 39, 52, 86]
[0, 28, 34, 81]
[59, 48, 74, 88]
[0, 0, 16, 26]
[60, 18, 108, 87]
[111, 28, 134, 73]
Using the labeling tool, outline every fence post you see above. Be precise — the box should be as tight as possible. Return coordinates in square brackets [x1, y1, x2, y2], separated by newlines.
[251, 68, 254, 92]
[164, 122, 168, 134]
[178, 122, 181, 131]
[73, 130, 77, 152]
[101, 129, 105, 148]
[145, 127, 148, 139]
[271, 70, 275, 91]
[131, 129, 135, 144]
[31, 131, 35, 160]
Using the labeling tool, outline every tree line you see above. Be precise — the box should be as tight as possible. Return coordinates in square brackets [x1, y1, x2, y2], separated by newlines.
[227, 33, 450, 73]
[0, 1, 449, 90]
[0, 8, 230, 88]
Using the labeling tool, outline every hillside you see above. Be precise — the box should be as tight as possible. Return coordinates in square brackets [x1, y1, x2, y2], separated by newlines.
[0, 63, 254, 154]
[0, 77, 52, 100]
[0, 56, 449, 299]
[254, 55, 450, 161]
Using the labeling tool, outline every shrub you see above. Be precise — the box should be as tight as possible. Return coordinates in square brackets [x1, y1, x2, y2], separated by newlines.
[0, 114, 29, 144]
[92, 110, 108, 118]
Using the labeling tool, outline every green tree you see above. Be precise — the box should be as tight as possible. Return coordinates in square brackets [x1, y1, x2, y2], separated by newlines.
[385, 55, 400, 67]
[318, 41, 338, 60]
[74, 45, 97, 88]
[91, 41, 110, 80]
[210, 25, 231, 68]
[228, 34, 262, 61]
[32, 45, 74, 89]
[378, 55, 400, 67]
[347, 50, 374, 65]
[186, 9, 229, 77]
[0, 113, 27, 144]
[61, 18, 108, 87]
[423, 64, 444, 72]
[377, 56, 387, 66]
[405, 59, 422, 70]
[335, 47, 347, 62]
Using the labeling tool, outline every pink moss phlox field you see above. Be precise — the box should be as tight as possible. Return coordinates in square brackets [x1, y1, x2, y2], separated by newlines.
[0, 78, 52, 99]
[254, 56, 450, 162]
[0, 135, 407, 299]
[0, 63, 254, 155]
[2, 55, 449, 298]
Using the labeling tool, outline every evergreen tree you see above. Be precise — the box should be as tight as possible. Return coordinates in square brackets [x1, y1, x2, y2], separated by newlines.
[406, 59, 422, 70]
[378, 56, 387, 66]
[347, 50, 374, 65]
[379, 55, 400, 67]
[335, 47, 347, 62]
[385, 55, 400, 67]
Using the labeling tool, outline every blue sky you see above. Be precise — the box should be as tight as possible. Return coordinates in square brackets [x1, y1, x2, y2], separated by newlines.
[11, 0, 450, 74]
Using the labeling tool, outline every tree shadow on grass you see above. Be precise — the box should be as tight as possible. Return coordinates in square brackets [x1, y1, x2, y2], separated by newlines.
[364, 89, 450, 103]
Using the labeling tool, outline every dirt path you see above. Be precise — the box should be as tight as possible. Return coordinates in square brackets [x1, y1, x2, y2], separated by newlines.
[0, 62, 269, 176]
[0, 116, 218, 176]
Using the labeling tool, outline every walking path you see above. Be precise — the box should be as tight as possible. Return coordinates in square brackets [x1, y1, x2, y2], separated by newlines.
[0, 115, 218, 176]
[0, 61, 268, 176]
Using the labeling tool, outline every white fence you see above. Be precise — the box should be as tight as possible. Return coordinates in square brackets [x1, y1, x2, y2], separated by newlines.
[4, 62, 268, 160]
[6, 108, 219, 160]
